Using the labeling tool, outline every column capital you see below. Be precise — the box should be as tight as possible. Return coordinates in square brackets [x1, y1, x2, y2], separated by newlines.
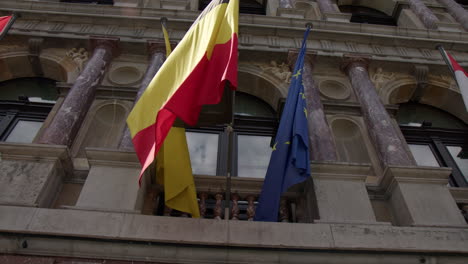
[287, 49, 317, 68]
[90, 36, 120, 57]
[340, 55, 371, 74]
[147, 40, 177, 55]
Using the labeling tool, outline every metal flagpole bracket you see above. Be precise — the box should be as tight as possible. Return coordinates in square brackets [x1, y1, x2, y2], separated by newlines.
[161, 17, 168, 25]
[305, 23, 313, 29]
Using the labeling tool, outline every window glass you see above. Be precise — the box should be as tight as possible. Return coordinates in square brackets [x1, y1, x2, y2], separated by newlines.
[5, 120, 43, 143]
[0, 77, 57, 102]
[235, 92, 276, 118]
[397, 103, 467, 129]
[447, 146, 468, 182]
[186, 132, 219, 175]
[237, 135, 272, 178]
[408, 144, 440, 167]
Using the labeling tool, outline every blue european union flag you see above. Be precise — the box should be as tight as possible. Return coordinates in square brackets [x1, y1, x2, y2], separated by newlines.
[254, 27, 311, 222]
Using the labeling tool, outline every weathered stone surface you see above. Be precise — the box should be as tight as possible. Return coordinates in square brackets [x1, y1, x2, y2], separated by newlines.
[75, 166, 142, 211]
[331, 224, 468, 252]
[311, 162, 377, 223]
[0, 161, 54, 205]
[316, 0, 337, 14]
[341, 56, 415, 167]
[408, 0, 440, 29]
[119, 214, 229, 244]
[437, 0, 468, 31]
[301, 55, 337, 162]
[382, 166, 467, 227]
[28, 208, 124, 238]
[0, 206, 37, 231]
[37, 38, 119, 147]
[227, 221, 333, 248]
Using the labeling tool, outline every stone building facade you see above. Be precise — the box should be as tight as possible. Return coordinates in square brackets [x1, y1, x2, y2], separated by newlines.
[0, 0, 468, 263]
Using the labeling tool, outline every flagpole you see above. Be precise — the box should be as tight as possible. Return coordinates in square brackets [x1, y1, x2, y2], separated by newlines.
[0, 12, 20, 40]
[224, 87, 235, 220]
[436, 45, 455, 76]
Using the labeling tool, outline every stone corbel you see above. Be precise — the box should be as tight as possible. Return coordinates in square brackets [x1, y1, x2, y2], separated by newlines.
[28, 37, 43, 77]
[410, 65, 429, 102]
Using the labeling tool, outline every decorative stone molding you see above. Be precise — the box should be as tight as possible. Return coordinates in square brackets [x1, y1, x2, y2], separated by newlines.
[319, 80, 351, 100]
[257, 60, 292, 83]
[370, 67, 396, 92]
[66, 47, 89, 71]
[108, 65, 143, 86]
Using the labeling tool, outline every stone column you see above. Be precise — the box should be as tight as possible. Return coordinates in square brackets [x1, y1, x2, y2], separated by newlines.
[37, 37, 119, 146]
[437, 0, 468, 31]
[408, 0, 440, 29]
[301, 53, 338, 162]
[316, 0, 337, 13]
[119, 41, 166, 150]
[279, 0, 295, 8]
[341, 56, 415, 167]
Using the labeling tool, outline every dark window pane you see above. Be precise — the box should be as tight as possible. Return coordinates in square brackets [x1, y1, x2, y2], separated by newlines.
[235, 92, 276, 118]
[339, 5, 397, 26]
[397, 102, 468, 129]
[0, 77, 57, 102]
[447, 146, 468, 183]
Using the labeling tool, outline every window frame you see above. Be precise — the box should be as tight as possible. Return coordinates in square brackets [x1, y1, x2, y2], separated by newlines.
[401, 125, 468, 187]
[0, 100, 53, 142]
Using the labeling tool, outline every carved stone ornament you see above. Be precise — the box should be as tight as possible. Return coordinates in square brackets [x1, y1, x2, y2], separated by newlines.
[257, 60, 292, 83]
[66, 47, 89, 71]
[370, 67, 396, 91]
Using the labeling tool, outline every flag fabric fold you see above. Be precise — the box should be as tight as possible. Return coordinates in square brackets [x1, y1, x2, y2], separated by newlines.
[154, 18, 199, 217]
[438, 46, 468, 112]
[126, 0, 238, 184]
[156, 127, 200, 217]
[254, 28, 312, 222]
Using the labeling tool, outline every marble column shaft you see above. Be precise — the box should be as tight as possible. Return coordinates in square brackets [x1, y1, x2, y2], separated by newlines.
[317, 0, 337, 13]
[408, 0, 439, 29]
[279, 0, 295, 8]
[342, 57, 415, 167]
[302, 55, 338, 162]
[37, 38, 118, 146]
[437, 0, 468, 31]
[119, 42, 166, 150]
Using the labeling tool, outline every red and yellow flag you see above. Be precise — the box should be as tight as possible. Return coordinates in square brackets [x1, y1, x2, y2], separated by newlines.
[127, 0, 238, 182]
[0, 15, 18, 40]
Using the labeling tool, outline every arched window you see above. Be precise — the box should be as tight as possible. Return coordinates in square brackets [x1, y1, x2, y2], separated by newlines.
[339, 5, 397, 26]
[397, 102, 468, 187]
[0, 77, 57, 143]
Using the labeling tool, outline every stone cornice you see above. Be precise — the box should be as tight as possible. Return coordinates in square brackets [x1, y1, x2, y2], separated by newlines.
[1, 1, 468, 65]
